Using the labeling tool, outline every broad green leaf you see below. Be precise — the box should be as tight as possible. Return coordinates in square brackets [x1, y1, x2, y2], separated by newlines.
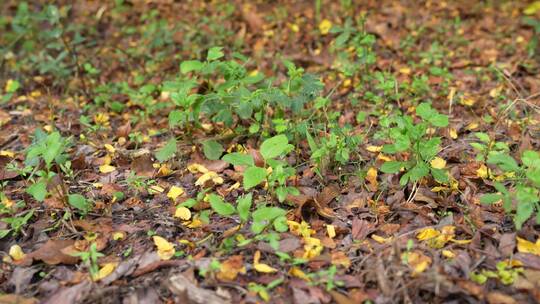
[480, 193, 502, 204]
[380, 161, 403, 173]
[155, 138, 177, 162]
[474, 132, 490, 143]
[429, 114, 449, 127]
[27, 180, 47, 202]
[222, 153, 254, 167]
[515, 200, 534, 230]
[208, 194, 235, 216]
[273, 216, 288, 232]
[207, 47, 224, 61]
[68, 194, 90, 212]
[180, 60, 203, 74]
[252, 206, 287, 222]
[243, 166, 267, 190]
[202, 140, 224, 160]
[431, 168, 448, 183]
[168, 110, 184, 127]
[236, 193, 253, 222]
[487, 152, 519, 172]
[260, 135, 291, 160]
[409, 163, 429, 182]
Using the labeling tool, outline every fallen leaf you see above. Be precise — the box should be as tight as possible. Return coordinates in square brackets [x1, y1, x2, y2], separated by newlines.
[253, 250, 277, 273]
[517, 237, 540, 256]
[99, 164, 116, 173]
[366, 167, 378, 191]
[417, 227, 440, 241]
[217, 255, 245, 282]
[404, 250, 432, 275]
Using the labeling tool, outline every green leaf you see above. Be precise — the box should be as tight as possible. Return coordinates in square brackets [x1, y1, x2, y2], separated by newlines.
[480, 193, 502, 204]
[429, 114, 449, 127]
[380, 161, 403, 173]
[155, 138, 177, 162]
[202, 140, 224, 160]
[168, 110, 184, 127]
[409, 163, 429, 182]
[68, 194, 90, 212]
[260, 134, 291, 160]
[207, 47, 224, 61]
[474, 132, 491, 143]
[243, 166, 267, 190]
[208, 194, 235, 216]
[236, 193, 253, 222]
[487, 152, 519, 172]
[431, 168, 448, 183]
[180, 60, 203, 74]
[515, 200, 534, 230]
[5, 80, 20, 93]
[27, 180, 47, 202]
[273, 216, 288, 232]
[252, 206, 286, 222]
[222, 153, 254, 167]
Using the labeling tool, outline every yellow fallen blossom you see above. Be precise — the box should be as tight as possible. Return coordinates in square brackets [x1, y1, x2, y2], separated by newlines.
[326, 224, 336, 238]
[174, 206, 191, 221]
[153, 236, 175, 260]
[9, 245, 25, 261]
[99, 164, 116, 173]
[167, 186, 185, 201]
[404, 251, 431, 276]
[195, 171, 223, 186]
[366, 145, 383, 152]
[92, 262, 118, 281]
[371, 234, 392, 244]
[187, 163, 209, 174]
[416, 227, 440, 241]
[319, 19, 332, 35]
[288, 220, 314, 239]
[430, 157, 446, 169]
[253, 250, 277, 273]
[303, 237, 323, 259]
[112, 231, 126, 241]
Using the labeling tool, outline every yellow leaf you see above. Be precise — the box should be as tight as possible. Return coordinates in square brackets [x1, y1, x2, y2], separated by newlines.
[326, 224, 336, 239]
[9, 245, 25, 261]
[377, 154, 392, 162]
[399, 67, 411, 75]
[466, 122, 479, 130]
[254, 263, 278, 273]
[92, 262, 117, 281]
[153, 236, 175, 260]
[157, 164, 173, 176]
[517, 237, 540, 256]
[319, 19, 332, 35]
[460, 95, 476, 106]
[366, 145, 382, 152]
[331, 251, 351, 268]
[112, 231, 126, 240]
[99, 164, 116, 173]
[417, 228, 440, 241]
[371, 234, 392, 244]
[175, 206, 192, 221]
[217, 255, 246, 282]
[524, 1, 540, 15]
[167, 186, 185, 200]
[289, 267, 310, 281]
[450, 238, 472, 245]
[430, 157, 446, 169]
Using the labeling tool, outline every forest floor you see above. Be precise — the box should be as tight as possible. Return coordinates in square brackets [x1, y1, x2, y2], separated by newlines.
[1, 1, 540, 303]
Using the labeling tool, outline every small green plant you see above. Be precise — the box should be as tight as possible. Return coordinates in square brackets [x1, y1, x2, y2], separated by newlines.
[308, 265, 344, 291]
[523, 17, 540, 58]
[0, 209, 34, 239]
[470, 132, 510, 162]
[222, 134, 298, 202]
[208, 193, 288, 234]
[24, 129, 70, 202]
[470, 261, 523, 285]
[72, 242, 104, 279]
[480, 150, 540, 229]
[377, 103, 449, 186]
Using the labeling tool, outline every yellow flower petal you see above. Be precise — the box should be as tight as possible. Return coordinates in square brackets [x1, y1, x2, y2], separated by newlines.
[0, 150, 15, 158]
[112, 231, 126, 241]
[442, 250, 456, 258]
[289, 267, 310, 281]
[167, 186, 185, 200]
[476, 164, 488, 178]
[187, 163, 208, 174]
[175, 206, 192, 221]
[430, 157, 446, 169]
